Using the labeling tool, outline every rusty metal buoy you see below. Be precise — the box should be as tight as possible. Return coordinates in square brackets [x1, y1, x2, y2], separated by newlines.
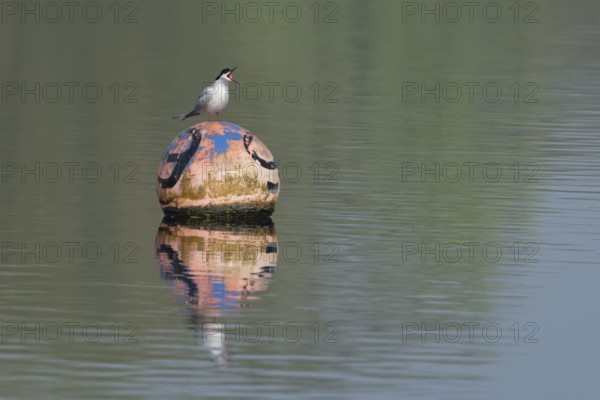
[157, 121, 279, 219]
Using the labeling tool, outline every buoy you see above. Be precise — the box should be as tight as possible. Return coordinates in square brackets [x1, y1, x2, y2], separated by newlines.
[157, 121, 279, 219]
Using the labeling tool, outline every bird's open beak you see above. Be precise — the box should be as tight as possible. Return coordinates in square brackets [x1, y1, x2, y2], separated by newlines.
[229, 67, 238, 83]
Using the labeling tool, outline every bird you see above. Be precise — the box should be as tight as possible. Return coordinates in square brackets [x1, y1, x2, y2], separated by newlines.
[172, 67, 238, 121]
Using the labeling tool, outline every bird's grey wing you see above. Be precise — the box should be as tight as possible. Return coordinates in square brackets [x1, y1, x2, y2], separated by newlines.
[195, 85, 212, 111]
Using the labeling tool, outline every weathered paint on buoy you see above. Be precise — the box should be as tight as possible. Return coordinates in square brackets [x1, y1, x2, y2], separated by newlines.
[157, 121, 279, 218]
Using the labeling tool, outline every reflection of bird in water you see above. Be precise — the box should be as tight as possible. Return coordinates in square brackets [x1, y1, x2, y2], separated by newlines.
[189, 313, 229, 369]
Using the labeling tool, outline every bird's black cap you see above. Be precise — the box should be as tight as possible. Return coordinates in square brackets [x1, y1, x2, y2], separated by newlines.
[215, 67, 236, 80]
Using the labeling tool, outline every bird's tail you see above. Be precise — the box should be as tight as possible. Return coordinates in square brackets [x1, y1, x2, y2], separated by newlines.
[171, 110, 198, 121]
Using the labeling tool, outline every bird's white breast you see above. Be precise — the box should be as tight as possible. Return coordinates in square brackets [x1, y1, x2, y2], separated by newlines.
[206, 81, 229, 114]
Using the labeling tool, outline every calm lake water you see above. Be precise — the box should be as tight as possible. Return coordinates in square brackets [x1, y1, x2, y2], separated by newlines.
[1, 0, 600, 398]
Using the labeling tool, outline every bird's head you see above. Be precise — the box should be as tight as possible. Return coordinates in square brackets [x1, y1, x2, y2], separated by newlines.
[216, 67, 238, 83]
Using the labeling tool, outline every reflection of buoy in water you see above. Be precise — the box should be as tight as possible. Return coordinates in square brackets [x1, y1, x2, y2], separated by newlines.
[156, 121, 279, 219]
[155, 218, 278, 368]
[155, 219, 278, 314]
